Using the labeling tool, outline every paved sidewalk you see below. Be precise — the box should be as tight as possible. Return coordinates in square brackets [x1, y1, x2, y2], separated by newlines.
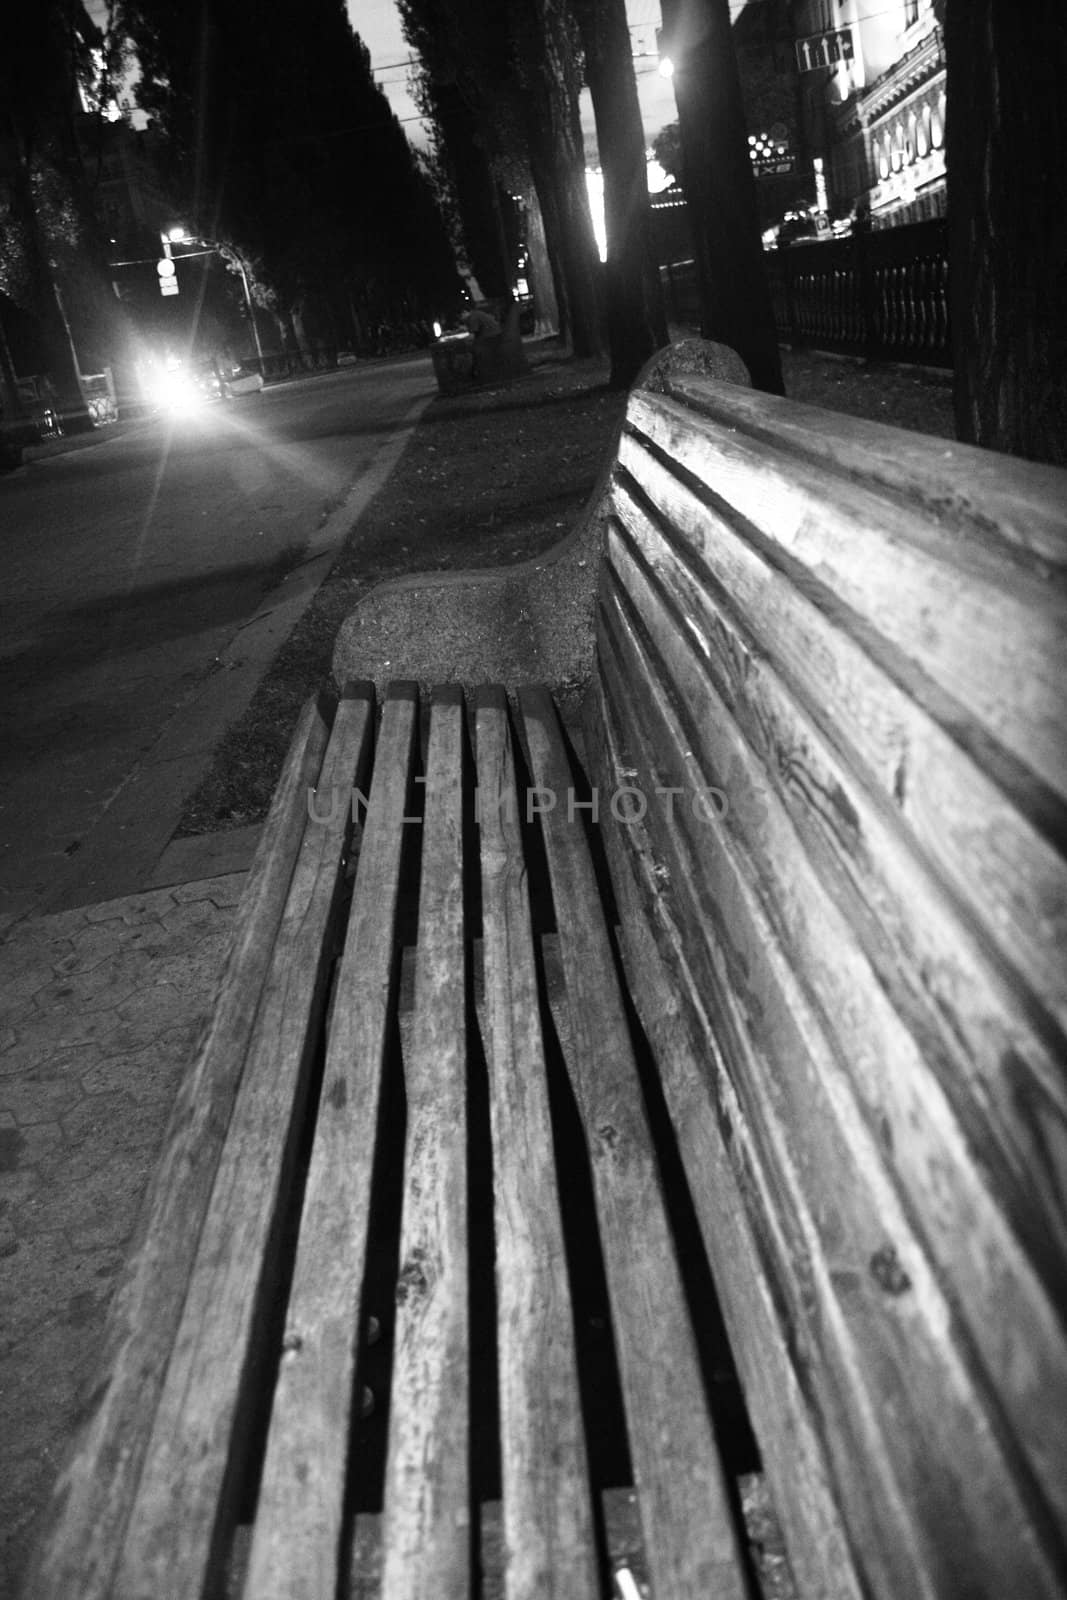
[0, 873, 247, 1594]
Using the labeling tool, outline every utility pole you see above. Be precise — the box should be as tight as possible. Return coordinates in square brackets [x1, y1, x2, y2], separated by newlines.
[659, 0, 784, 393]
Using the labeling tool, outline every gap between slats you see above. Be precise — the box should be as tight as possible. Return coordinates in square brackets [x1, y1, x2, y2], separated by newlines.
[593, 603, 1067, 1597]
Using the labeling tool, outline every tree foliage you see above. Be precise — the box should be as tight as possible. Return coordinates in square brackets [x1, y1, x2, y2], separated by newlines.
[398, 0, 606, 357]
[1, 1, 119, 424]
[116, 0, 462, 341]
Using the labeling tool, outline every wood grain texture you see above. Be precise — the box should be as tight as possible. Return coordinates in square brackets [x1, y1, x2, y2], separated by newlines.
[112, 689, 375, 1600]
[613, 432, 1067, 1039]
[22, 693, 335, 1600]
[602, 516, 1067, 1485]
[596, 375, 1067, 1598]
[582, 671, 864, 1600]
[661, 371, 1067, 566]
[594, 581, 1066, 1598]
[242, 687, 419, 1600]
[472, 685, 600, 1600]
[625, 389, 1067, 807]
[380, 686, 470, 1600]
[517, 684, 752, 1600]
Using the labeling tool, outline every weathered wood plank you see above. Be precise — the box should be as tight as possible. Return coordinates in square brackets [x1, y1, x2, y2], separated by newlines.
[609, 475, 1067, 1142]
[112, 688, 376, 1600]
[582, 670, 864, 1600]
[603, 518, 1067, 1490]
[472, 685, 600, 1600]
[624, 390, 1067, 805]
[242, 686, 419, 1600]
[661, 372, 1067, 567]
[517, 685, 751, 1600]
[594, 589, 1067, 1598]
[22, 692, 335, 1600]
[611, 440, 1067, 1038]
[380, 685, 470, 1600]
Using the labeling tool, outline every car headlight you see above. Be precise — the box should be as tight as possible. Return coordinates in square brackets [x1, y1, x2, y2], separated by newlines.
[149, 370, 202, 416]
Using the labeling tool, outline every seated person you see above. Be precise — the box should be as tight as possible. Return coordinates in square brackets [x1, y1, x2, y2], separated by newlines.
[460, 305, 502, 339]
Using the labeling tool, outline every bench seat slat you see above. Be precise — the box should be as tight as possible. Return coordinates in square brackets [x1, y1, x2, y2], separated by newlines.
[22, 693, 336, 1600]
[472, 686, 600, 1600]
[594, 590, 1066, 1598]
[243, 686, 419, 1600]
[609, 446, 1067, 1034]
[624, 393, 1067, 808]
[113, 689, 375, 1600]
[381, 687, 470, 1600]
[518, 685, 751, 1600]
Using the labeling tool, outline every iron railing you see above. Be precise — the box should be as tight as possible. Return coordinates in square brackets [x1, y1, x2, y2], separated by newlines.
[766, 218, 950, 366]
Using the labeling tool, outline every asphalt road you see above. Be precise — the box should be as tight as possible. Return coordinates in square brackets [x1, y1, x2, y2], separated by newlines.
[0, 356, 435, 924]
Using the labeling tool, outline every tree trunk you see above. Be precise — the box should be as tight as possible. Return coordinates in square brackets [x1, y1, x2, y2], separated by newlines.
[573, 0, 668, 387]
[522, 182, 560, 337]
[0, 308, 25, 423]
[944, 0, 1067, 465]
[7, 165, 94, 432]
[433, 81, 515, 300]
[516, 0, 605, 359]
[659, 0, 784, 393]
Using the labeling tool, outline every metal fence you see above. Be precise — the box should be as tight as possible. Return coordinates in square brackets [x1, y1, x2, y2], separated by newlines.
[658, 217, 951, 369]
[766, 217, 950, 366]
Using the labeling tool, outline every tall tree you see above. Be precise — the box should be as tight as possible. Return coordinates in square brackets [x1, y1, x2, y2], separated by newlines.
[398, 4, 516, 302]
[942, 0, 1067, 465]
[659, 0, 783, 392]
[399, 0, 604, 357]
[571, 0, 668, 385]
[119, 0, 461, 348]
[509, 0, 604, 357]
[1, 0, 108, 430]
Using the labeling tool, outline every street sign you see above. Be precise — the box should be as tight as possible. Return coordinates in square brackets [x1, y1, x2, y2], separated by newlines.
[160, 278, 179, 297]
[754, 156, 796, 177]
[749, 129, 795, 177]
[156, 257, 176, 278]
[795, 27, 855, 72]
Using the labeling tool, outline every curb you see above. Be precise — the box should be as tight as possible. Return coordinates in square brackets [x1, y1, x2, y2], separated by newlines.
[29, 386, 433, 919]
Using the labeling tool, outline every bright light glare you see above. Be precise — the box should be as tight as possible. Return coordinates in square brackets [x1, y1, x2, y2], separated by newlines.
[166, 225, 189, 243]
[658, 56, 674, 78]
[585, 168, 608, 263]
[148, 368, 202, 417]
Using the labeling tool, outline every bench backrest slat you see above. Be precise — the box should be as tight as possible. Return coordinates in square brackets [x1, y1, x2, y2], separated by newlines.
[593, 376, 1067, 1600]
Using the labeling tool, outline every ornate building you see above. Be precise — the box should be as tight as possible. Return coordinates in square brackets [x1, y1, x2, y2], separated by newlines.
[784, 0, 946, 227]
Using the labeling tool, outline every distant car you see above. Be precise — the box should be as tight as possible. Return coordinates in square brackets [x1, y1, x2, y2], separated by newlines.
[223, 366, 265, 397]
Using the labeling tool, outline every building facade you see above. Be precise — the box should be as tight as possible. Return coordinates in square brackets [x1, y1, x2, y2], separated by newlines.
[752, 0, 946, 231]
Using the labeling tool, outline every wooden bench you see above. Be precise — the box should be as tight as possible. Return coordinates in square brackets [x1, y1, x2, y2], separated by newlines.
[25, 353, 1067, 1600]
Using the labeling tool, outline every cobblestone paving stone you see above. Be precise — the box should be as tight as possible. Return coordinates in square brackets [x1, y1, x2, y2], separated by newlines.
[0, 873, 246, 1594]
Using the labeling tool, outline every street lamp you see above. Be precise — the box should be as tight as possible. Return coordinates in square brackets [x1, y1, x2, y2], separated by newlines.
[161, 227, 266, 370]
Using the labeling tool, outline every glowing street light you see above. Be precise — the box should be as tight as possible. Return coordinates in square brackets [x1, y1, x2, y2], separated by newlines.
[161, 226, 265, 369]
